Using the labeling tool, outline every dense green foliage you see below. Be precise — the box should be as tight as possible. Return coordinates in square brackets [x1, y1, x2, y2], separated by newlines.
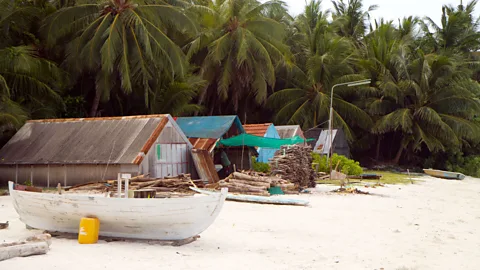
[448, 156, 480, 177]
[312, 152, 363, 175]
[251, 157, 271, 173]
[2, 0, 480, 170]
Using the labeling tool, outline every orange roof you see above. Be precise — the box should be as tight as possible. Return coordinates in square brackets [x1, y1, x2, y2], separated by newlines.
[189, 138, 218, 152]
[243, 123, 272, 137]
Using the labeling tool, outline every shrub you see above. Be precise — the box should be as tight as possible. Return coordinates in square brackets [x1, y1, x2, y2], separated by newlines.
[252, 157, 270, 173]
[311, 153, 363, 176]
[446, 155, 480, 178]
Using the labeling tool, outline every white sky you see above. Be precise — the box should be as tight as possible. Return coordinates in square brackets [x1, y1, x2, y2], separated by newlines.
[276, 0, 480, 25]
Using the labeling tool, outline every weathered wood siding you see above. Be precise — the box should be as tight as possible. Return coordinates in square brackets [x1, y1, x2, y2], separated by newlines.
[141, 121, 194, 178]
[0, 164, 139, 187]
[226, 147, 252, 171]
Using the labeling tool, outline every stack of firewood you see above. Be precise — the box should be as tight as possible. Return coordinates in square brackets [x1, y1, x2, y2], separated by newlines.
[66, 174, 204, 197]
[207, 172, 298, 196]
[269, 145, 317, 188]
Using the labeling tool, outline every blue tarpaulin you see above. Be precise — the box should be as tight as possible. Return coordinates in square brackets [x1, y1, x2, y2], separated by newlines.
[175, 116, 245, 139]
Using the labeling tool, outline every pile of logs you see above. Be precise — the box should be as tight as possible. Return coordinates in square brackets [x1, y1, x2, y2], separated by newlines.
[66, 174, 204, 197]
[207, 172, 298, 196]
[269, 145, 317, 188]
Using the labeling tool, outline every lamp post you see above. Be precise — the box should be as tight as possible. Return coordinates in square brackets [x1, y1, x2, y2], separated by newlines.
[327, 79, 371, 180]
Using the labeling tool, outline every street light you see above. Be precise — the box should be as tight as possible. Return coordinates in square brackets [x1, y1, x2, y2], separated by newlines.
[327, 79, 371, 180]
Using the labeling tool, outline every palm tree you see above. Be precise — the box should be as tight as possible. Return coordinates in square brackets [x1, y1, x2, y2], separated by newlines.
[185, 0, 292, 119]
[420, 0, 480, 54]
[372, 52, 480, 164]
[41, 0, 198, 117]
[358, 20, 423, 161]
[331, 0, 378, 43]
[148, 74, 206, 116]
[0, 0, 64, 139]
[268, 1, 372, 140]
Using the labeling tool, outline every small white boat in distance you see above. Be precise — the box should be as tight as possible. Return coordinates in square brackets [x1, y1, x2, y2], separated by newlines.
[8, 181, 227, 241]
[423, 169, 466, 180]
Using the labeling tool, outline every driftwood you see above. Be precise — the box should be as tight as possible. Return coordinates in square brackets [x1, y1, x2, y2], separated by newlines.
[0, 233, 52, 261]
[226, 179, 271, 188]
[231, 172, 272, 183]
[67, 174, 202, 195]
[210, 170, 299, 196]
[218, 182, 267, 193]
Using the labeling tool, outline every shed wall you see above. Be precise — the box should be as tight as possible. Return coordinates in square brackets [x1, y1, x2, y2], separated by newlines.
[0, 164, 139, 187]
[144, 122, 193, 178]
[257, 124, 281, 163]
[226, 147, 252, 171]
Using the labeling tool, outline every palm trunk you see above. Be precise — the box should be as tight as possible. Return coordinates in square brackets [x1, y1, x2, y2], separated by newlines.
[243, 101, 247, 125]
[392, 145, 403, 164]
[375, 137, 382, 161]
[195, 87, 208, 116]
[89, 89, 101, 117]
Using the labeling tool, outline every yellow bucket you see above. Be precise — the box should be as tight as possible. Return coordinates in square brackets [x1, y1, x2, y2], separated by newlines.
[78, 217, 100, 244]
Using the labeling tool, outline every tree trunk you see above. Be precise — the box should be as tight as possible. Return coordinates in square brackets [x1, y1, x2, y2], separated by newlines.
[195, 85, 208, 116]
[375, 137, 382, 161]
[392, 145, 403, 164]
[89, 89, 101, 117]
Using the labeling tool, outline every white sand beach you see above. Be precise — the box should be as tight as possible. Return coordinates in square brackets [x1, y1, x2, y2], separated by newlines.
[1, 176, 480, 270]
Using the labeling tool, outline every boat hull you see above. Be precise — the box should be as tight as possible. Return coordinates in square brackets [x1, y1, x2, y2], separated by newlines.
[8, 182, 227, 240]
[423, 169, 465, 180]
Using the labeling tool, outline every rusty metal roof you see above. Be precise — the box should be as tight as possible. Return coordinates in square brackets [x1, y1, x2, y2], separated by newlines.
[189, 138, 218, 152]
[275, 125, 305, 139]
[243, 123, 272, 137]
[0, 115, 181, 165]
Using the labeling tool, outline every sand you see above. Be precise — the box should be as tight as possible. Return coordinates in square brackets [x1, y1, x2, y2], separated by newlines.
[1, 175, 480, 270]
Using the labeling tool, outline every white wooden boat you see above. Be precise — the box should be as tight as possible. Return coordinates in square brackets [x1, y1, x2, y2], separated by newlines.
[423, 169, 465, 180]
[8, 181, 227, 240]
[191, 187, 310, 206]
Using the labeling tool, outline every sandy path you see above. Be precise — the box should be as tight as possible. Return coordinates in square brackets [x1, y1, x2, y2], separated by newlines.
[1, 176, 479, 270]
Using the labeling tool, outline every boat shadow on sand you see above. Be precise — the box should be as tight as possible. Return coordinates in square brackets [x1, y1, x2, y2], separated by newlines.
[44, 231, 200, 246]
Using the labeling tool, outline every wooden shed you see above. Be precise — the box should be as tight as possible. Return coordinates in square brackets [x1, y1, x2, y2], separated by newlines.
[0, 115, 194, 187]
[243, 123, 280, 163]
[275, 125, 305, 139]
[175, 116, 256, 172]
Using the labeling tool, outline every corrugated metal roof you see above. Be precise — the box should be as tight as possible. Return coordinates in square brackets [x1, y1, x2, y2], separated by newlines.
[0, 115, 176, 165]
[314, 129, 338, 154]
[189, 138, 218, 152]
[176, 116, 245, 139]
[243, 123, 272, 137]
[276, 125, 305, 139]
[306, 128, 342, 154]
[191, 149, 219, 183]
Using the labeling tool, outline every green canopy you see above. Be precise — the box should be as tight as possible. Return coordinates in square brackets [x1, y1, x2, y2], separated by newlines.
[219, 134, 312, 149]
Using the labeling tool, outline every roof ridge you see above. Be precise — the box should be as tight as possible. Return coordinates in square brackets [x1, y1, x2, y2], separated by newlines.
[27, 114, 169, 123]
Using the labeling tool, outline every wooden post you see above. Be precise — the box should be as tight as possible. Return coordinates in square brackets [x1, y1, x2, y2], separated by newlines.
[64, 165, 67, 187]
[47, 164, 50, 188]
[15, 164, 18, 184]
[30, 165, 33, 186]
[117, 173, 122, 198]
[125, 178, 129, 198]
[122, 173, 131, 198]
